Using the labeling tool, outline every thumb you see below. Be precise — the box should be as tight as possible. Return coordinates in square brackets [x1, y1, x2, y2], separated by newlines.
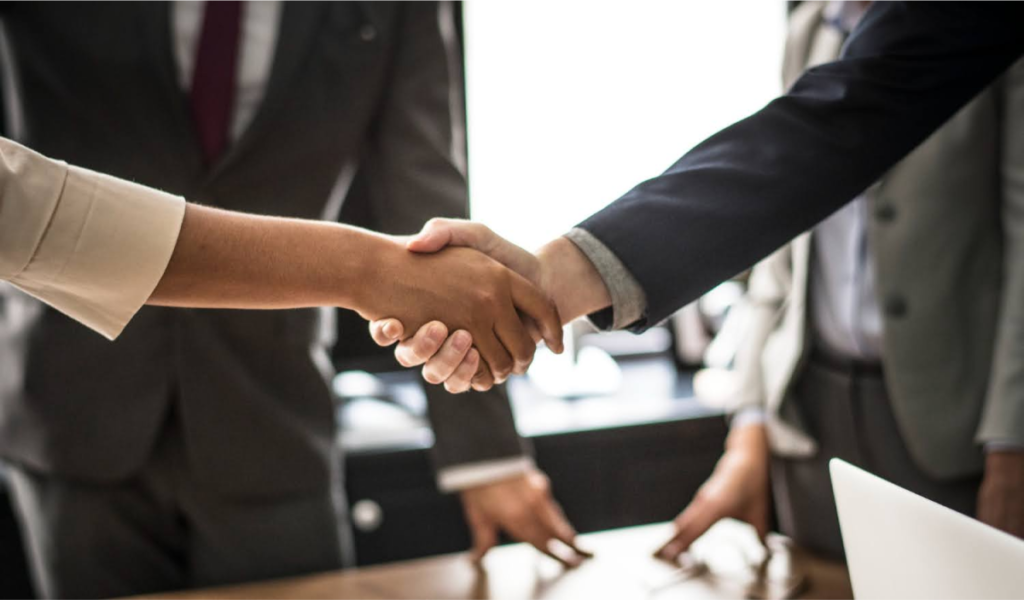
[407, 219, 458, 253]
[369, 318, 404, 346]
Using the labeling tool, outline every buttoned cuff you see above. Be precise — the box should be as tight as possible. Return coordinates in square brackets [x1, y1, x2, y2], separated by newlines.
[9, 165, 185, 340]
[564, 228, 647, 330]
[436, 456, 535, 493]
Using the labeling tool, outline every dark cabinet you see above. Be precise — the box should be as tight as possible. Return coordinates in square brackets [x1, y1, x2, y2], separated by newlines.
[344, 362, 727, 566]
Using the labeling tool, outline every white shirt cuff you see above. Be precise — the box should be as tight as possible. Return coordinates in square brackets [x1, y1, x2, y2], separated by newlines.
[731, 407, 767, 430]
[436, 456, 535, 493]
[9, 165, 185, 340]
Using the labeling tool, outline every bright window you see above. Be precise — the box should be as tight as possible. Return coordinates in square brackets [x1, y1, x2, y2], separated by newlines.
[464, 2, 787, 251]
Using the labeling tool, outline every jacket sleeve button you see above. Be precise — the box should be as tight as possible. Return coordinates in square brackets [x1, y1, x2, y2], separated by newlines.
[884, 295, 908, 318]
[875, 203, 897, 223]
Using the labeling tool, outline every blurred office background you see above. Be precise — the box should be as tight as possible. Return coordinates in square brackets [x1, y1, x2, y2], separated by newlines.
[0, 2, 786, 597]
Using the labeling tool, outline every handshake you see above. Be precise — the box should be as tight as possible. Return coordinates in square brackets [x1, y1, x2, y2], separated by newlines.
[354, 219, 612, 393]
[358, 221, 775, 567]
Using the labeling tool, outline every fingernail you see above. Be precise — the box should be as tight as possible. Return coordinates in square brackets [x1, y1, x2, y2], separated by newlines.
[452, 331, 470, 352]
[427, 323, 445, 344]
[383, 321, 400, 339]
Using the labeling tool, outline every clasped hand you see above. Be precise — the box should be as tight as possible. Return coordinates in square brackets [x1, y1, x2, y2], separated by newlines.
[355, 228, 564, 386]
[366, 220, 564, 392]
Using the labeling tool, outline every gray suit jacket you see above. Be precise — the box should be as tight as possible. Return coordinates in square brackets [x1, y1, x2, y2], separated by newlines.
[0, 1, 526, 498]
[731, 2, 1024, 479]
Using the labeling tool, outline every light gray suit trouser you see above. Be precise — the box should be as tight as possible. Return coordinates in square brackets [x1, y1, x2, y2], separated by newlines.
[6, 408, 353, 599]
[772, 353, 982, 559]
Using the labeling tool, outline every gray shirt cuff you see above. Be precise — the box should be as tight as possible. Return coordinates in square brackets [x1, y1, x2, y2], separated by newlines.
[984, 441, 1024, 454]
[564, 228, 647, 330]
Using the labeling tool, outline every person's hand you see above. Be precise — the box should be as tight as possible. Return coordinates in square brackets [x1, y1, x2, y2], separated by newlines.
[370, 319, 492, 392]
[356, 238, 562, 383]
[370, 219, 612, 390]
[459, 468, 592, 567]
[655, 422, 771, 562]
[407, 219, 547, 291]
[369, 218, 553, 390]
[977, 450, 1024, 539]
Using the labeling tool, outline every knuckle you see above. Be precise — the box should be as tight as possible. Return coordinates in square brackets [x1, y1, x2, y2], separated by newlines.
[513, 348, 533, 369]
[491, 358, 513, 378]
[412, 340, 436, 361]
[476, 287, 499, 306]
[533, 473, 552, 494]
[422, 366, 443, 385]
[509, 507, 531, 525]
[395, 350, 415, 368]
[468, 222, 489, 237]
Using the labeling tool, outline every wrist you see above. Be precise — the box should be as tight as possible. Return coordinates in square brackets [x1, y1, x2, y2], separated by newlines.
[536, 237, 612, 324]
[725, 421, 768, 460]
[345, 230, 404, 317]
[986, 449, 1024, 469]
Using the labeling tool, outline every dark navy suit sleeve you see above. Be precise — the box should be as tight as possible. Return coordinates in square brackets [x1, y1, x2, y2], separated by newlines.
[577, 2, 1024, 330]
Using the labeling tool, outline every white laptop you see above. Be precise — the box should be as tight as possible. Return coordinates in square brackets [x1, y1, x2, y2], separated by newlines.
[830, 458, 1024, 599]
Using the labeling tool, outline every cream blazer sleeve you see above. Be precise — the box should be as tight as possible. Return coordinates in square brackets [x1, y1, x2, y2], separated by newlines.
[0, 137, 184, 340]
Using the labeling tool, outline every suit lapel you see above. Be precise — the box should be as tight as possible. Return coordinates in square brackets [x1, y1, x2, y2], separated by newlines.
[204, 1, 328, 182]
[139, 1, 203, 172]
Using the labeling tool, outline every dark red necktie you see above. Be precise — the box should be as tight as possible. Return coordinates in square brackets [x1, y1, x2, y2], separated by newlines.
[190, 1, 244, 166]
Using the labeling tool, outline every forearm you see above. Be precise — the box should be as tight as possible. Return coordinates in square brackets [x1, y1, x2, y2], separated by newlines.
[578, 3, 1024, 327]
[150, 203, 385, 311]
[151, 205, 561, 381]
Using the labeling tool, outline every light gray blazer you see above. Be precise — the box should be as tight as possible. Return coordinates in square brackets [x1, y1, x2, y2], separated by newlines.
[732, 1, 1024, 479]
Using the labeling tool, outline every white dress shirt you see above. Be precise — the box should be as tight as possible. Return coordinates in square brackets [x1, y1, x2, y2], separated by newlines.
[808, 1, 884, 363]
[810, 189, 884, 361]
[0, 137, 185, 340]
[172, 1, 282, 143]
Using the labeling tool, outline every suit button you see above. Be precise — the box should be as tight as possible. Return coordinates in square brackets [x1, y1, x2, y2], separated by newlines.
[352, 499, 383, 532]
[360, 24, 377, 42]
[884, 295, 908, 318]
[875, 203, 897, 222]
